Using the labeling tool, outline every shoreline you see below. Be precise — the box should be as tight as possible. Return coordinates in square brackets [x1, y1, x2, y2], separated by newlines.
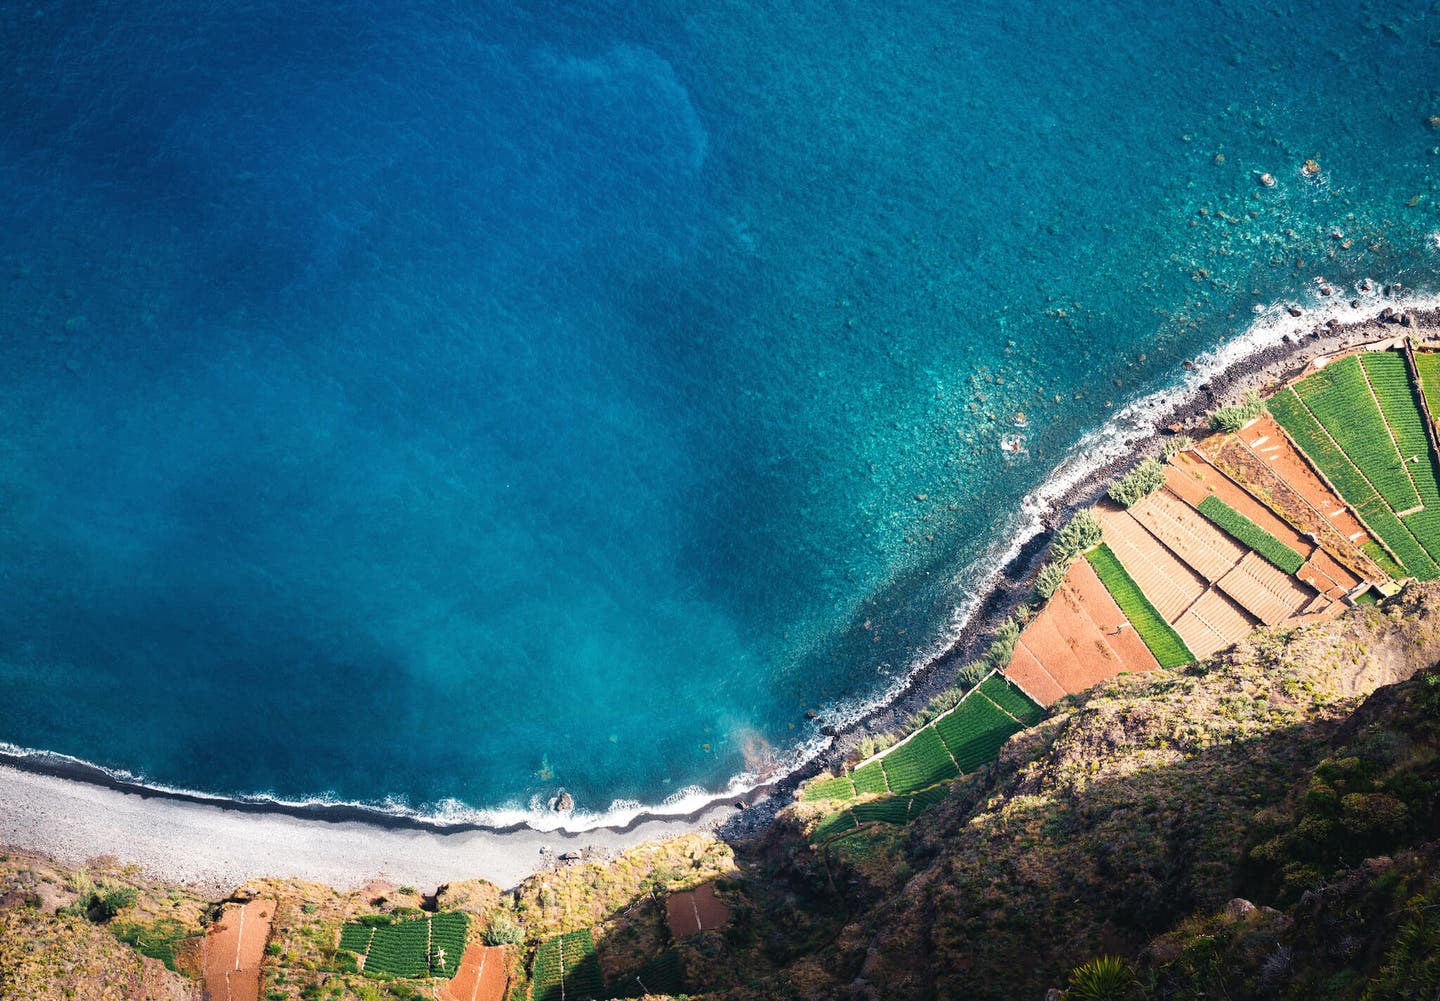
[3, 296, 1438, 892]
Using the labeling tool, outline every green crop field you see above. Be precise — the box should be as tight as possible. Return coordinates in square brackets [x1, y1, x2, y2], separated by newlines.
[1297, 356, 1420, 513]
[338, 923, 375, 954]
[1196, 495, 1305, 574]
[812, 808, 859, 843]
[1363, 352, 1440, 561]
[934, 691, 1023, 772]
[1415, 352, 1440, 423]
[801, 774, 857, 802]
[1085, 544, 1194, 667]
[978, 675, 1044, 726]
[907, 784, 949, 815]
[1362, 540, 1405, 579]
[1271, 384, 1438, 580]
[612, 950, 684, 998]
[852, 795, 914, 826]
[531, 930, 604, 1001]
[428, 911, 467, 978]
[879, 727, 959, 794]
[851, 759, 889, 795]
[336, 913, 468, 980]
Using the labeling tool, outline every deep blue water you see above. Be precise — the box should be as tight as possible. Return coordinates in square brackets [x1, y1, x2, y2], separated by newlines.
[0, 1, 1436, 822]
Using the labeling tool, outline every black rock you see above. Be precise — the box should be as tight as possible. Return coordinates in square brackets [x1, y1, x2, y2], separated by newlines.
[558, 851, 581, 861]
[1287, 305, 1303, 317]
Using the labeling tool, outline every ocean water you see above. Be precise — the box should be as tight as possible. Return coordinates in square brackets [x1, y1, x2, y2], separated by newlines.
[0, 0, 1436, 826]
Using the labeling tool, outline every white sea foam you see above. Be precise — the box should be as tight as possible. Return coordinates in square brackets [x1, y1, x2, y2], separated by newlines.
[7, 290, 1440, 837]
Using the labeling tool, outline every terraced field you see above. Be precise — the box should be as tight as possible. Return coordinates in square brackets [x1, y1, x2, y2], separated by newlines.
[879, 726, 958, 795]
[978, 675, 1044, 726]
[1085, 543, 1194, 668]
[1297, 356, 1419, 512]
[337, 913, 469, 980]
[1197, 495, 1305, 574]
[531, 930, 603, 1001]
[1362, 351, 1440, 564]
[1415, 351, 1440, 421]
[1269, 385, 1439, 580]
[935, 692, 1024, 772]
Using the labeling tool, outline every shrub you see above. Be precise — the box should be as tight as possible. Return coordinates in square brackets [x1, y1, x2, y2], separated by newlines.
[1066, 955, 1137, 1000]
[982, 617, 1021, 670]
[1034, 561, 1068, 600]
[1160, 434, 1196, 461]
[1107, 458, 1166, 507]
[484, 915, 525, 946]
[1052, 509, 1103, 563]
[1210, 390, 1266, 432]
[66, 880, 137, 923]
[957, 660, 989, 687]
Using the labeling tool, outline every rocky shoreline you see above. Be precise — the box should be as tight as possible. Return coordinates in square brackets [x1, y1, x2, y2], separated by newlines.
[3, 301, 1438, 881]
[717, 300, 1440, 841]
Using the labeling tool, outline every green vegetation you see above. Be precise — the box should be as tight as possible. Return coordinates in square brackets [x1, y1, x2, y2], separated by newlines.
[611, 950, 683, 998]
[1196, 495, 1305, 574]
[1209, 389, 1266, 432]
[935, 691, 1024, 771]
[1065, 955, 1137, 1001]
[483, 915, 524, 947]
[1362, 539, 1406, 580]
[428, 911, 466, 978]
[1160, 434, 1196, 461]
[879, 727, 959, 795]
[1051, 509, 1104, 563]
[851, 760, 889, 795]
[63, 876, 138, 923]
[978, 675, 1045, 726]
[1269, 386, 1438, 580]
[1415, 350, 1440, 421]
[1362, 351, 1440, 564]
[1296, 356, 1419, 513]
[1107, 457, 1167, 507]
[531, 929, 603, 1001]
[338, 923, 375, 953]
[1085, 544, 1193, 668]
[811, 783, 953, 844]
[337, 913, 468, 980]
[112, 919, 193, 972]
[1034, 560, 1068, 600]
[1035, 509, 1105, 602]
[800, 774, 857, 802]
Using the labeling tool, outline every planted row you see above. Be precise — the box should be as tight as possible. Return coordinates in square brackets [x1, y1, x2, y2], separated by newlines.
[531, 929, 603, 1001]
[935, 692, 1023, 773]
[1297, 356, 1420, 513]
[1196, 495, 1305, 574]
[977, 675, 1045, 726]
[879, 727, 958, 795]
[1271, 385, 1438, 579]
[1086, 544, 1193, 668]
[1362, 353, 1440, 562]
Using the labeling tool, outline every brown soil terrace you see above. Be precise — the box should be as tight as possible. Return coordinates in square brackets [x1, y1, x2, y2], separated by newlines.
[666, 881, 731, 939]
[202, 897, 274, 1001]
[441, 943, 510, 1001]
[1002, 339, 1437, 706]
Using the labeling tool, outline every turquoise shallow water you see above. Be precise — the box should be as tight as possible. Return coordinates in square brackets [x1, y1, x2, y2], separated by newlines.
[0, 1, 1437, 824]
